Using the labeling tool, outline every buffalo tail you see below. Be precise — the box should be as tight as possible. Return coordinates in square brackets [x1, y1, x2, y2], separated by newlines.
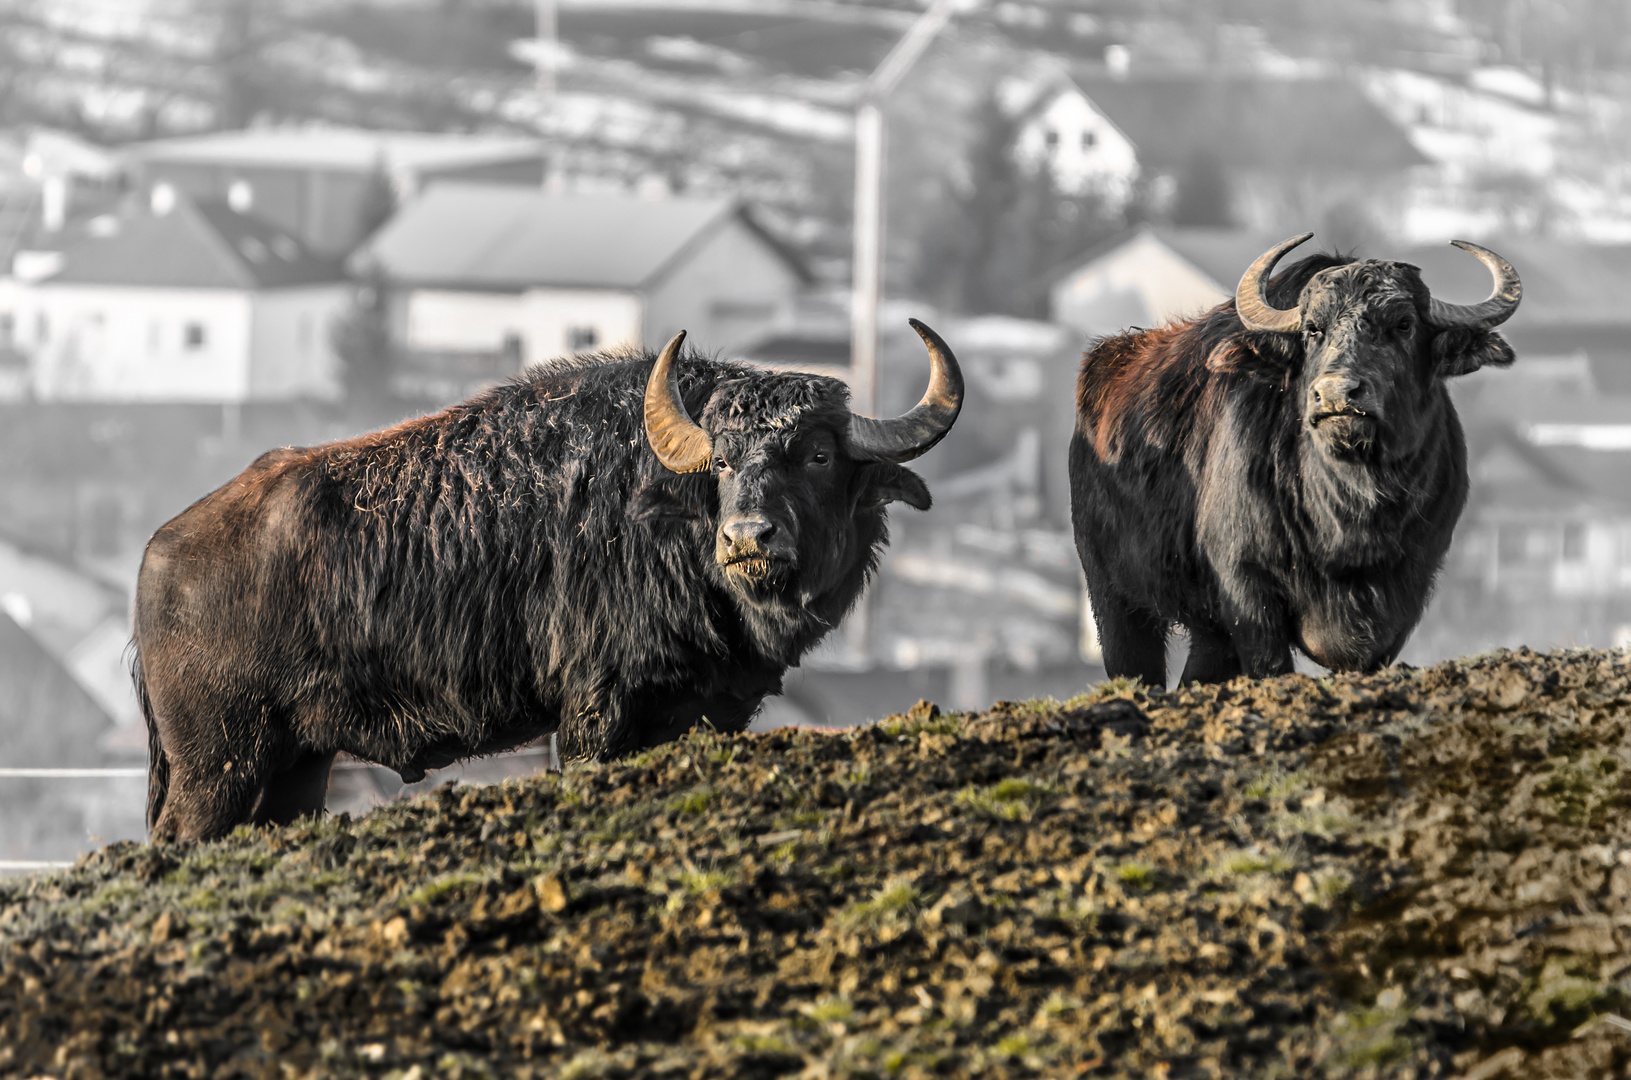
[132, 648, 169, 834]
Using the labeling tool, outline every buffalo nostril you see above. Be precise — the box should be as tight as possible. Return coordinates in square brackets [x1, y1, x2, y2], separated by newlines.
[723, 518, 774, 545]
[1313, 375, 1361, 408]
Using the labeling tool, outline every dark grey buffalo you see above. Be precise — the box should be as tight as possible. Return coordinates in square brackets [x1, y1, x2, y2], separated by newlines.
[1070, 236, 1521, 685]
[135, 321, 962, 841]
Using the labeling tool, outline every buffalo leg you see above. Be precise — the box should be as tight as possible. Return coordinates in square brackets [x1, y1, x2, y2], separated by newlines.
[1093, 592, 1168, 688]
[152, 760, 263, 843]
[1180, 624, 1242, 684]
[250, 749, 337, 827]
[1227, 618, 1294, 680]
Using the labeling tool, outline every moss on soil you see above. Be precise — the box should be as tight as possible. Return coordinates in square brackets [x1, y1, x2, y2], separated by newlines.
[3, 648, 1631, 1077]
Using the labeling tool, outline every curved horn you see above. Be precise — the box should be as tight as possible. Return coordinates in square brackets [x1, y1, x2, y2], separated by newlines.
[1235, 232, 1313, 333]
[1426, 240, 1522, 329]
[643, 331, 713, 474]
[846, 318, 964, 464]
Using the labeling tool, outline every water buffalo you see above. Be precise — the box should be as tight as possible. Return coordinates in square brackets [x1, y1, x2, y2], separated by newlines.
[135, 321, 962, 842]
[1069, 235, 1521, 686]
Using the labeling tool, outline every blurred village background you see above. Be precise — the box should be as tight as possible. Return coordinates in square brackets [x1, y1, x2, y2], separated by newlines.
[3, 0, 1631, 861]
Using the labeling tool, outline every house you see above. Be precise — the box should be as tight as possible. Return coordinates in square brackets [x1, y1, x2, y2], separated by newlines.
[1050, 225, 1287, 334]
[123, 126, 549, 257]
[1014, 71, 1429, 235]
[17, 188, 348, 402]
[350, 183, 808, 397]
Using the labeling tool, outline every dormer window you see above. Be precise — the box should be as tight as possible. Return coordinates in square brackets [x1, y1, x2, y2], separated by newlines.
[185, 322, 207, 351]
[1044, 129, 1060, 148]
[1082, 130, 1097, 149]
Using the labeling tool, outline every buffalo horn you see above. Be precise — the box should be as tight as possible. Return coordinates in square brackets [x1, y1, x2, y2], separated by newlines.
[1235, 232, 1314, 333]
[643, 331, 714, 474]
[1426, 240, 1522, 329]
[846, 319, 965, 464]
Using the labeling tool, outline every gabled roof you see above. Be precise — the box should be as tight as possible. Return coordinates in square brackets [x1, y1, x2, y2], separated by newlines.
[352, 183, 802, 291]
[126, 126, 544, 176]
[1057, 73, 1429, 173]
[45, 196, 343, 290]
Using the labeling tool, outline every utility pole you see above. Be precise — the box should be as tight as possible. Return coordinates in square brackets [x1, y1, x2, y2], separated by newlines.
[535, 0, 562, 192]
[845, 0, 971, 664]
[534, 0, 558, 101]
[848, 0, 969, 418]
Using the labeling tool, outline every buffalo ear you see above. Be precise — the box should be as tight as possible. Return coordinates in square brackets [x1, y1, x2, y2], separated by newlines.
[1433, 327, 1516, 378]
[855, 462, 931, 511]
[629, 474, 715, 522]
[1206, 335, 1297, 383]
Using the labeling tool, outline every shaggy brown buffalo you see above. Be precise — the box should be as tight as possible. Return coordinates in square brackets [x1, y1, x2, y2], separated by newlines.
[1069, 236, 1521, 686]
[135, 321, 962, 842]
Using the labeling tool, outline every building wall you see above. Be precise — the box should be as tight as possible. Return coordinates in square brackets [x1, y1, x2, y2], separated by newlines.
[248, 285, 349, 400]
[519, 289, 643, 364]
[643, 217, 800, 356]
[24, 285, 254, 401]
[404, 289, 525, 354]
[402, 287, 643, 370]
[1051, 232, 1227, 335]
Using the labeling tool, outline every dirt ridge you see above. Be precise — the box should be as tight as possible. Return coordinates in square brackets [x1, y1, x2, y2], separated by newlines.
[3, 647, 1630, 1079]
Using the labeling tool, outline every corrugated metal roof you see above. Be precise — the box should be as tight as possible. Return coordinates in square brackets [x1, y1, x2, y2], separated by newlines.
[351, 183, 743, 291]
[46, 197, 344, 290]
[125, 127, 544, 175]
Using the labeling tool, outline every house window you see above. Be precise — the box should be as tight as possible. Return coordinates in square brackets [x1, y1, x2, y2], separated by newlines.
[1044, 129, 1060, 149]
[184, 322, 207, 351]
[1562, 523, 1587, 562]
[1082, 130, 1097, 149]
[568, 326, 598, 352]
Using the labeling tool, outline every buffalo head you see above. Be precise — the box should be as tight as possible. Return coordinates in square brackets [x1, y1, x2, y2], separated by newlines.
[1230, 234, 1521, 461]
[641, 319, 963, 607]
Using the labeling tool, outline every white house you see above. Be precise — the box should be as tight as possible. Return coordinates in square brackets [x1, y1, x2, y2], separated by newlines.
[18, 189, 348, 402]
[350, 182, 808, 393]
[1011, 74, 1139, 201]
[1013, 70, 1428, 233]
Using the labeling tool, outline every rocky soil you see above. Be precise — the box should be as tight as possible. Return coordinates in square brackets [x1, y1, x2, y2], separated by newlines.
[3, 648, 1631, 1079]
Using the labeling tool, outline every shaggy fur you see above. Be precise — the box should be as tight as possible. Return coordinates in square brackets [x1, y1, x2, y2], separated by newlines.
[135, 349, 933, 842]
[1070, 253, 1515, 686]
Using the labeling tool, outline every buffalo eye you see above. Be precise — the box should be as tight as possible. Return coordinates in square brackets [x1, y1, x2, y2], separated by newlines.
[1306, 324, 1324, 340]
[808, 449, 830, 468]
[1395, 314, 1415, 336]
[713, 456, 730, 474]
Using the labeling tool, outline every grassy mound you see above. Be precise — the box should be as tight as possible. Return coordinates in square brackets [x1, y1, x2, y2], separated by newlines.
[3, 649, 1631, 1078]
